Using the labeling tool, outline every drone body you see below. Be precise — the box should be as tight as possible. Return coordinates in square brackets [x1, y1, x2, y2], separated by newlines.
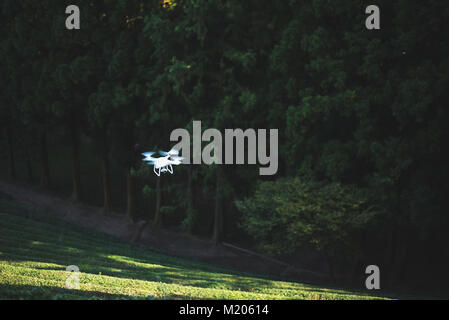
[142, 149, 184, 177]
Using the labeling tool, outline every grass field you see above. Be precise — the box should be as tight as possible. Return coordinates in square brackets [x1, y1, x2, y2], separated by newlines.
[0, 193, 388, 300]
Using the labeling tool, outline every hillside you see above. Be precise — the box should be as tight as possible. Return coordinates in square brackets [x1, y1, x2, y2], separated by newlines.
[0, 193, 387, 300]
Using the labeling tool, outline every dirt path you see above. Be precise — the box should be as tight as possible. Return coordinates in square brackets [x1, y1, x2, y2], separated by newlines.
[0, 180, 328, 283]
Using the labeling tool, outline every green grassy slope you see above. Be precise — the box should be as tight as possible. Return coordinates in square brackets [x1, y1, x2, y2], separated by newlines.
[0, 194, 387, 300]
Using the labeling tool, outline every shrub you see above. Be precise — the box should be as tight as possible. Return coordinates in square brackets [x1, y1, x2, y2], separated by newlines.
[236, 178, 380, 278]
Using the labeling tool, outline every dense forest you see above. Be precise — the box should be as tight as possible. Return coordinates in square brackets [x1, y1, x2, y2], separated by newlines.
[1, 0, 448, 293]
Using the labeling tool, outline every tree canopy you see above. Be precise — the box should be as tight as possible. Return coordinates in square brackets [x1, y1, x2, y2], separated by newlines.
[1, 0, 448, 291]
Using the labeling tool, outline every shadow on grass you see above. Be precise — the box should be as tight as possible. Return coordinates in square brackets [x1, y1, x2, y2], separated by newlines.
[1, 233, 384, 299]
[0, 197, 388, 299]
[0, 284, 158, 300]
[2, 234, 287, 293]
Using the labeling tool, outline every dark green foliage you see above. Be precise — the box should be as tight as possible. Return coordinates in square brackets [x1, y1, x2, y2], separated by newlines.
[1, 0, 448, 292]
[237, 178, 379, 256]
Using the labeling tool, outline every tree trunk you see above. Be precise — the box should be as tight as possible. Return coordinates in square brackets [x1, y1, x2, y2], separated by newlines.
[385, 220, 398, 287]
[350, 231, 367, 285]
[25, 146, 33, 182]
[101, 152, 111, 214]
[25, 129, 36, 182]
[5, 126, 16, 180]
[71, 124, 81, 202]
[40, 129, 50, 188]
[392, 226, 409, 287]
[212, 168, 223, 244]
[186, 166, 195, 234]
[153, 176, 162, 227]
[325, 250, 336, 283]
[126, 167, 136, 221]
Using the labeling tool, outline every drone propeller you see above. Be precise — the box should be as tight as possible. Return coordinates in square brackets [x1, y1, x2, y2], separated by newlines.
[142, 152, 156, 158]
[159, 149, 179, 157]
[170, 156, 184, 165]
[142, 152, 156, 165]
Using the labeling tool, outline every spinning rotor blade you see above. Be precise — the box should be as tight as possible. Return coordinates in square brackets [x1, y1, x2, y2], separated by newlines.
[170, 156, 184, 165]
[142, 152, 157, 164]
[142, 152, 156, 157]
[159, 149, 180, 156]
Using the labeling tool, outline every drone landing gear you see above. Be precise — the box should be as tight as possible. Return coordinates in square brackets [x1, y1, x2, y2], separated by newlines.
[154, 165, 173, 177]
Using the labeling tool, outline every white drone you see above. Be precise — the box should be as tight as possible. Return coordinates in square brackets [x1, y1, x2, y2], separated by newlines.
[142, 149, 184, 177]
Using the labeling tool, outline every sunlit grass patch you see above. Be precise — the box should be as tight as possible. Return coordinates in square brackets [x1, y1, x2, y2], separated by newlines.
[0, 196, 389, 300]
